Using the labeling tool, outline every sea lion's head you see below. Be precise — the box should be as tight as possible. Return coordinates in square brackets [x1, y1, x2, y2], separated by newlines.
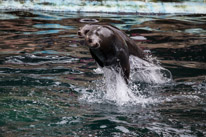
[77, 24, 99, 38]
[85, 26, 114, 49]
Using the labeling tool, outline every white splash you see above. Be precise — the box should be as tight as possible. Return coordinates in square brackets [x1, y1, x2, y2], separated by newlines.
[102, 67, 137, 105]
[80, 56, 172, 106]
[129, 55, 172, 84]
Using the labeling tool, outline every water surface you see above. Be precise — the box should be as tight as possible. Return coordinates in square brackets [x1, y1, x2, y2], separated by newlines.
[0, 11, 206, 136]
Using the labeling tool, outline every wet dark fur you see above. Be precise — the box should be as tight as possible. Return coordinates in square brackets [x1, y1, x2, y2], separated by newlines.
[86, 26, 130, 83]
[104, 25, 145, 59]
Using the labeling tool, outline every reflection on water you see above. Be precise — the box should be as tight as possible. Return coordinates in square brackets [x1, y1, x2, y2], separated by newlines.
[0, 11, 206, 136]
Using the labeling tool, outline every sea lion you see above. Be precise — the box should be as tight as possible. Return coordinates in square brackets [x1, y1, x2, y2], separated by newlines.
[85, 26, 130, 83]
[78, 24, 145, 59]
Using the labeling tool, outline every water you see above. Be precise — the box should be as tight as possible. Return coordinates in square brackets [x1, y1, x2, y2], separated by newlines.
[0, 10, 206, 136]
[81, 56, 172, 106]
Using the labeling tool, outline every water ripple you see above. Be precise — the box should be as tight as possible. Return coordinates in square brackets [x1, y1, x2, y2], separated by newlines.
[5, 54, 79, 65]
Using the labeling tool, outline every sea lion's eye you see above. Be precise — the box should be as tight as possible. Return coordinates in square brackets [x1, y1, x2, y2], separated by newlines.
[84, 30, 89, 35]
[96, 32, 99, 36]
[88, 38, 92, 43]
[77, 31, 82, 36]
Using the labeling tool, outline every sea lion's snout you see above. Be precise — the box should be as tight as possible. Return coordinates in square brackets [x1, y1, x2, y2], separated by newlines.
[85, 36, 100, 49]
[77, 31, 82, 36]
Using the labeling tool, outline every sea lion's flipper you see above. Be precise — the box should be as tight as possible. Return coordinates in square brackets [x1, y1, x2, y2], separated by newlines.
[89, 49, 104, 67]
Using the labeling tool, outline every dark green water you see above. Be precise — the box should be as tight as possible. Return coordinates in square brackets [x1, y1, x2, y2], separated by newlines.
[0, 11, 206, 136]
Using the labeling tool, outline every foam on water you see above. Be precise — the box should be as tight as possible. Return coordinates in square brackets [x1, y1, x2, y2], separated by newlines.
[80, 56, 172, 106]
